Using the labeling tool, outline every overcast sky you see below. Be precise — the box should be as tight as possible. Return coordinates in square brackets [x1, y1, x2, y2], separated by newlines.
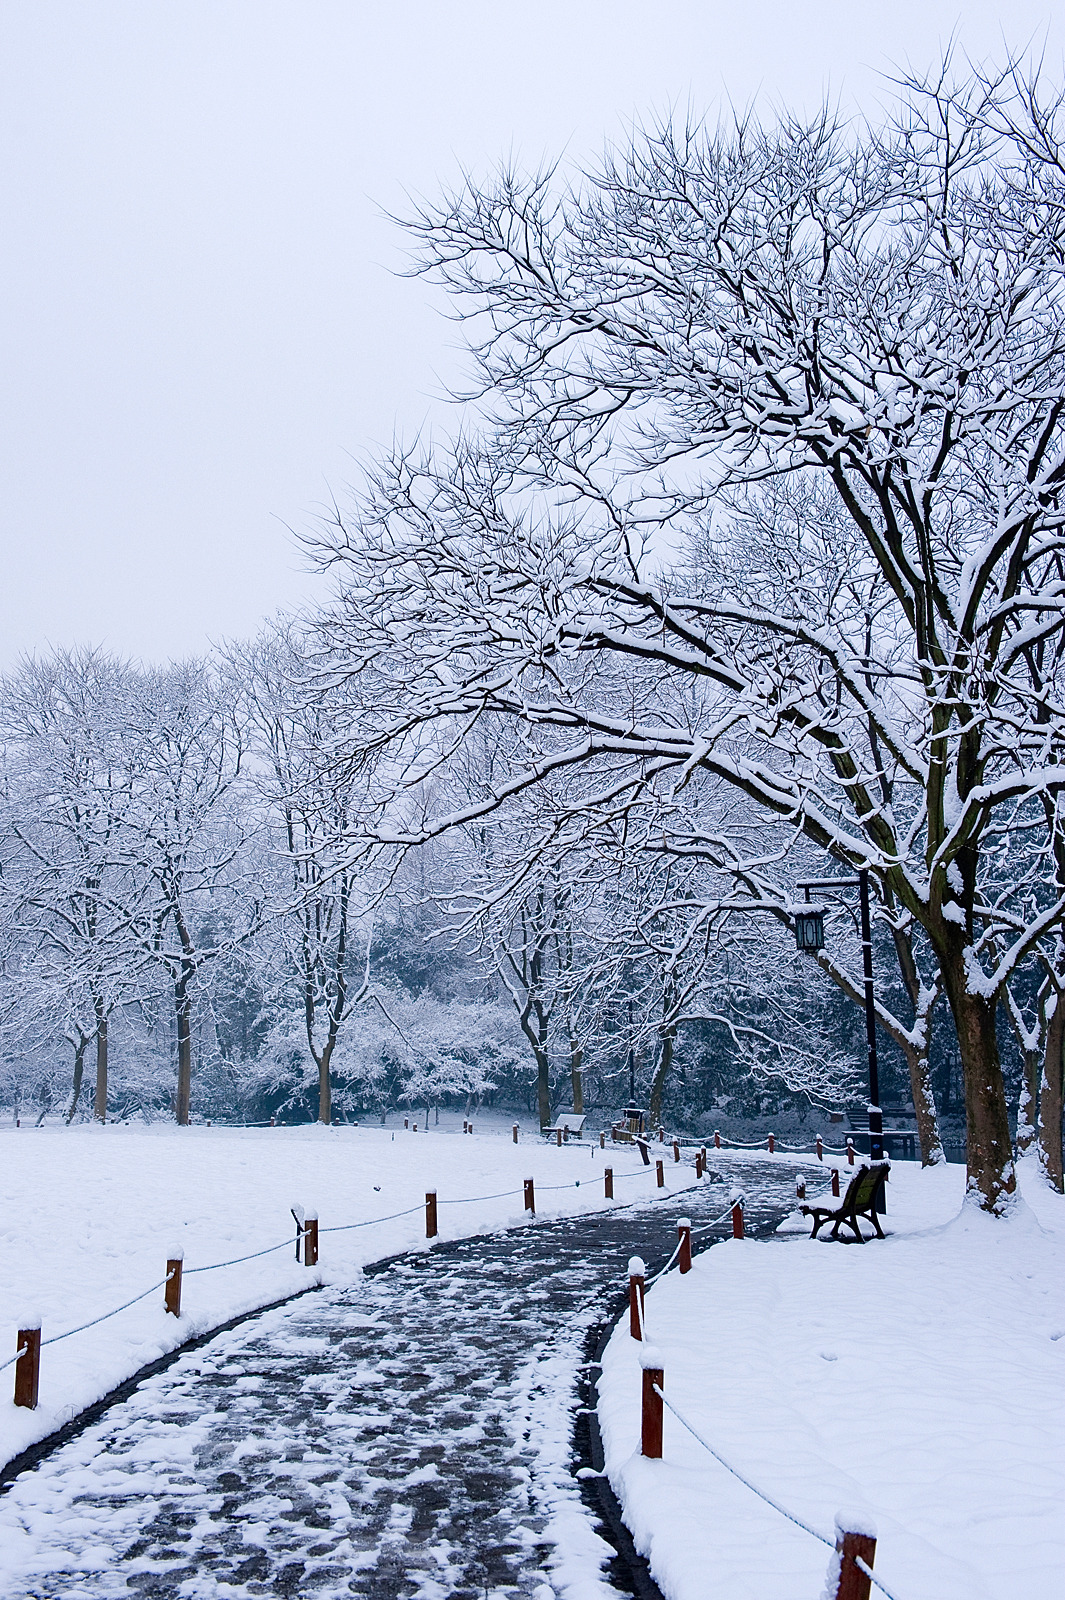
[1, 2, 1061, 667]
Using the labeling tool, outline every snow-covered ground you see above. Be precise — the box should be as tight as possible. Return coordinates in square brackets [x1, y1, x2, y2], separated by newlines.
[1, 1112, 680, 1474]
[597, 1153, 1065, 1600]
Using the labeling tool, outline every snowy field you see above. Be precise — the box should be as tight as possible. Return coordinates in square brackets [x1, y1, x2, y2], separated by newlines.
[598, 1153, 1065, 1600]
[1, 1112, 679, 1474]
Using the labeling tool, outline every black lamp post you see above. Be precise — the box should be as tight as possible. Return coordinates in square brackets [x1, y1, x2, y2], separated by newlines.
[795, 871, 885, 1168]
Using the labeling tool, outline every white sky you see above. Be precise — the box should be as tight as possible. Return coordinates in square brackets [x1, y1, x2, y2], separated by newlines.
[1, 2, 1061, 666]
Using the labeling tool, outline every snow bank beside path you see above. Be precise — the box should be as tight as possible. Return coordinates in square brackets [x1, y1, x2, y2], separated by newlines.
[598, 1157, 1065, 1600]
[1, 1119, 684, 1473]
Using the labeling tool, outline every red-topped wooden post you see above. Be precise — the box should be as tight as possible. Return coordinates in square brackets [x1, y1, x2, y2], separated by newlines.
[640, 1348, 664, 1458]
[628, 1256, 646, 1339]
[677, 1217, 692, 1273]
[604, 1166, 613, 1199]
[731, 1198, 745, 1239]
[827, 1515, 877, 1600]
[425, 1191, 438, 1239]
[524, 1177, 535, 1215]
[165, 1250, 184, 1317]
[13, 1321, 40, 1409]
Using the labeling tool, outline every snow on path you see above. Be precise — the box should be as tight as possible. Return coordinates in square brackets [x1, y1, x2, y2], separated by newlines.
[0, 1157, 812, 1599]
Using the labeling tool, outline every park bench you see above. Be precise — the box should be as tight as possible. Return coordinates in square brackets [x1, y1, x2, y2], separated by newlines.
[800, 1161, 891, 1242]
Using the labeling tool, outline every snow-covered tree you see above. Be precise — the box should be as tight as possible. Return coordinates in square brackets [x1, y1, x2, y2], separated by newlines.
[308, 56, 1065, 1208]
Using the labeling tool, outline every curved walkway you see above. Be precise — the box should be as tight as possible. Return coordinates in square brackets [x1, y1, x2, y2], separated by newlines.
[0, 1155, 816, 1599]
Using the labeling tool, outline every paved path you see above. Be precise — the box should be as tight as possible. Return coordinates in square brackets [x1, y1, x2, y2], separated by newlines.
[0, 1154, 819, 1600]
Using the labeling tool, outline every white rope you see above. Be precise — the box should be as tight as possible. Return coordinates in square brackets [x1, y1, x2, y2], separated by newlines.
[651, 1388, 903, 1600]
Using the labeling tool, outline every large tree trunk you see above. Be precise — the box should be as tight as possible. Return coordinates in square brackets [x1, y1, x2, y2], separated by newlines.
[939, 948, 1016, 1212]
[1015, 1047, 1041, 1158]
[1038, 998, 1064, 1192]
[66, 1034, 88, 1123]
[93, 995, 108, 1123]
[175, 972, 193, 1126]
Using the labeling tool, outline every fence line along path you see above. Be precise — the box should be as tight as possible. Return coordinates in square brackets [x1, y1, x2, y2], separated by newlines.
[0, 1157, 814, 1600]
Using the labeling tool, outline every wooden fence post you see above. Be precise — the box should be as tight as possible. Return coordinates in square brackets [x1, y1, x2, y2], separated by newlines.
[524, 1177, 535, 1215]
[731, 1198, 745, 1239]
[636, 1138, 651, 1166]
[513, 1123, 519, 1144]
[655, 1159, 665, 1188]
[714, 1130, 721, 1149]
[599, 1130, 606, 1149]
[828, 1516, 877, 1600]
[165, 1251, 184, 1317]
[816, 1135, 823, 1161]
[404, 1117, 409, 1129]
[641, 1350, 664, 1458]
[604, 1166, 614, 1199]
[768, 1132, 775, 1154]
[832, 1167, 841, 1198]
[847, 1138, 855, 1165]
[556, 1127, 563, 1147]
[658, 1127, 665, 1142]
[677, 1217, 692, 1273]
[13, 1323, 40, 1409]
[303, 1211, 319, 1267]
[796, 1177, 806, 1202]
[628, 1256, 646, 1339]
[672, 1139, 680, 1163]
[425, 1191, 438, 1239]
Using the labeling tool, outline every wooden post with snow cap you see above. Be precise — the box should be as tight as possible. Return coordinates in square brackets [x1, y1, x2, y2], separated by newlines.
[599, 1129, 606, 1149]
[796, 1176, 806, 1202]
[604, 1166, 613, 1199]
[677, 1217, 692, 1273]
[425, 1191, 438, 1239]
[832, 1167, 841, 1198]
[303, 1209, 319, 1267]
[165, 1249, 184, 1317]
[672, 1139, 680, 1163]
[827, 1512, 877, 1600]
[816, 1134, 823, 1161]
[636, 1138, 651, 1166]
[13, 1318, 41, 1409]
[655, 1158, 665, 1188]
[628, 1256, 646, 1339]
[640, 1346, 664, 1458]
[731, 1194, 745, 1239]
[768, 1132, 775, 1154]
[714, 1130, 721, 1149]
[513, 1122, 519, 1144]
[524, 1177, 535, 1215]
[846, 1137, 855, 1166]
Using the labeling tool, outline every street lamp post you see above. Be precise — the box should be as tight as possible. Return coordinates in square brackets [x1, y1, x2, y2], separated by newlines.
[796, 871, 885, 1170]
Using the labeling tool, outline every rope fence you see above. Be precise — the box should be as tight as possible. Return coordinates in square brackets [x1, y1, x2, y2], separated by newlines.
[4, 1154, 703, 1407]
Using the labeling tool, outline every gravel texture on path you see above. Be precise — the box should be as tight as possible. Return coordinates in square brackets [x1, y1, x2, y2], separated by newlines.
[0, 1156, 813, 1599]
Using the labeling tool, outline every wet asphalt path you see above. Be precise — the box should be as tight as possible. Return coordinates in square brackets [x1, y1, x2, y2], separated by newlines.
[0, 1154, 820, 1600]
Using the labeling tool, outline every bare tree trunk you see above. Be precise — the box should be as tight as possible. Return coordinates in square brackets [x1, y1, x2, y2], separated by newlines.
[888, 926, 944, 1166]
[1015, 1047, 1041, 1157]
[569, 1036, 583, 1114]
[648, 1029, 675, 1128]
[318, 1039, 333, 1126]
[175, 971, 193, 1126]
[93, 995, 108, 1123]
[1038, 998, 1064, 1192]
[66, 1034, 88, 1123]
[940, 949, 1016, 1212]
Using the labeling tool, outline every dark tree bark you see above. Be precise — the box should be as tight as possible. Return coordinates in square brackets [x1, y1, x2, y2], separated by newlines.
[93, 994, 108, 1123]
[1038, 998, 1065, 1192]
[65, 1032, 89, 1123]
